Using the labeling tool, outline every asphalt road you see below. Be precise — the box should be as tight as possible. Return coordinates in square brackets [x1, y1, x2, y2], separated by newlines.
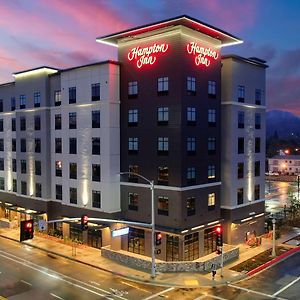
[0, 237, 166, 299]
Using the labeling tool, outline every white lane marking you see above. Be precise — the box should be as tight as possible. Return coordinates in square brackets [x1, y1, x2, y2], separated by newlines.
[90, 280, 101, 286]
[20, 279, 32, 286]
[50, 293, 65, 300]
[142, 287, 174, 300]
[273, 276, 300, 296]
[0, 250, 127, 300]
[228, 284, 287, 300]
[194, 294, 227, 300]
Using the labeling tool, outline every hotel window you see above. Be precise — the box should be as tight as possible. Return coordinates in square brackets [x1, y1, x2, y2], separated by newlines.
[158, 137, 169, 154]
[208, 109, 216, 126]
[157, 77, 169, 95]
[128, 109, 138, 126]
[255, 161, 260, 176]
[20, 95, 26, 109]
[128, 165, 139, 182]
[187, 137, 196, 154]
[255, 137, 261, 153]
[0, 177, 4, 190]
[238, 85, 245, 102]
[238, 111, 244, 128]
[187, 107, 196, 125]
[12, 159, 16, 172]
[186, 197, 196, 216]
[184, 233, 199, 261]
[55, 114, 61, 130]
[0, 139, 3, 151]
[255, 89, 262, 105]
[0, 119, 3, 132]
[208, 193, 215, 208]
[92, 83, 100, 101]
[69, 138, 77, 154]
[69, 163, 77, 179]
[254, 184, 260, 200]
[55, 138, 62, 153]
[69, 87, 76, 104]
[128, 227, 145, 255]
[208, 137, 216, 154]
[34, 91, 41, 107]
[92, 190, 101, 208]
[128, 81, 138, 97]
[208, 80, 216, 97]
[237, 188, 244, 205]
[20, 139, 26, 152]
[187, 76, 196, 95]
[0, 100, 2, 112]
[158, 196, 169, 216]
[54, 90, 61, 106]
[13, 179, 17, 192]
[70, 187, 77, 204]
[92, 110, 100, 128]
[238, 137, 244, 154]
[21, 181, 27, 195]
[34, 115, 41, 130]
[20, 116, 26, 131]
[128, 193, 139, 211]
[35, 160, 41, 176]
[35, 183, 42, 198]
[237, 162, 244, 179]
[187, 167, 196, 185]
[166, 235, 179, 261]
[128, 137, 138, 153]
[69, 112, 77, 129]
[158, 166, 169, 185]
[0, 158, 4, 171]
[157, 107, 169, 125]
[12, 118, 16, 131]
[11, 97, 15, 111]
[255, 113, 261, 129]
[208, 165, 216, 179]
[12, 139, 16, 152]
[92, 137, 100, 155]
[21, 160, 26, 174]
[55, 160, 62, 177]
[35, 138, 41, 153]
[92, 164, 101, 181]
[56, 185, 63, 200]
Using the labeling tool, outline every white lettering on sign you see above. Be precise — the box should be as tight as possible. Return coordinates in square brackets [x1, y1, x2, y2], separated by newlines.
[186, 42, 219, 67]
[112, 227, 129, 237]
[127, 43, 169, 68]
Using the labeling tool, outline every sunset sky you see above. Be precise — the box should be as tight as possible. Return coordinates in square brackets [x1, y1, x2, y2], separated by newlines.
[0, 0, 299, 114]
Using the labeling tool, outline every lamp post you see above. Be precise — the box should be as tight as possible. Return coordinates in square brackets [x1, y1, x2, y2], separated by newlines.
[272, 218, 276, 257]
[297, 175, 300, 201]
[119, 172, 156, 279]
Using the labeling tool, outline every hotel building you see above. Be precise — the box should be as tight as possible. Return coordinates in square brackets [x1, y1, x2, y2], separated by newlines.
[0, 15, 266, 261]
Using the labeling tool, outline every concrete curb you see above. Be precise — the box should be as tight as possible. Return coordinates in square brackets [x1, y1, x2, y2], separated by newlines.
[247, 245, 300, 276]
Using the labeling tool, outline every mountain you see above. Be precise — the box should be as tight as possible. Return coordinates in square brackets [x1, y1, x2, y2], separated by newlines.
[266, 110, 300, 140]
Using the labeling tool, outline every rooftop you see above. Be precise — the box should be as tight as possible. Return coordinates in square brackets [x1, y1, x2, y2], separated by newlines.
[222, 54, 269, 68]
[96, 15, 242, 47]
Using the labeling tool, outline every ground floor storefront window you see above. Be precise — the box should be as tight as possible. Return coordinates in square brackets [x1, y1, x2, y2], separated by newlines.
[87, 228, 102, 249]
[128, 227, 145, 255]
[184, 232, 199, 261]
[69, 225, 83, 243]
[204, 227, 217, 255]
[166, 235, 179, 261]
[49, 222, 63, 238]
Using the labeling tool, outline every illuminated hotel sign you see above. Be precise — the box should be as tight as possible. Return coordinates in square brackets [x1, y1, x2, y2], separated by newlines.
[127, 43, 169, 68]
[112, 227, 129, 237]
[186, 42, 219, 67]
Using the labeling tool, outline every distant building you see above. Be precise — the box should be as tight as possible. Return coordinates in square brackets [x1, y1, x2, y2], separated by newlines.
[269, 155, 300, 175]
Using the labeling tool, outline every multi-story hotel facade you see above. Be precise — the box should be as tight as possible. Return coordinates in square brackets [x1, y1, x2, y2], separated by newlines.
[0, 16, 267, 261]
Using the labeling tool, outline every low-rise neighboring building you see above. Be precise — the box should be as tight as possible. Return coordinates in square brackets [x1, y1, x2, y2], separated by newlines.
[269, 155, 300, 175]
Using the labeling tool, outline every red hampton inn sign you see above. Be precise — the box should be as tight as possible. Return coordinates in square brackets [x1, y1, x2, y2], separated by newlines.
[127, 43, 169, 68]
[186, 42, 219, 67]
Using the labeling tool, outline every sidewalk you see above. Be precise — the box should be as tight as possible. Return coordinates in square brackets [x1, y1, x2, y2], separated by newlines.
[0, 227, 300, 288]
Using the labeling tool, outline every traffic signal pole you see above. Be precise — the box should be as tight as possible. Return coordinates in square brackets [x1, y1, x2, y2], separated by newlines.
[221, 245, 224, 277]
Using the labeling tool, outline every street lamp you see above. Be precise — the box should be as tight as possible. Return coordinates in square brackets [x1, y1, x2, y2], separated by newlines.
[119, 172, 156, 279]
[272, 218, 276, 257]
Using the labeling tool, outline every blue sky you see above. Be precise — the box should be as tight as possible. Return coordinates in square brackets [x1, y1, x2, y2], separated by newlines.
[0, 0, 299, 114]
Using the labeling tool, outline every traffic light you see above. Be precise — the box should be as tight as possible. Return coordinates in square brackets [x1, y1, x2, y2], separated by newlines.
[81, 215, 88, 231]
[155, 232, 162, 246]
[20, 220, 34, 242]
[216, 225, 223, 247]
